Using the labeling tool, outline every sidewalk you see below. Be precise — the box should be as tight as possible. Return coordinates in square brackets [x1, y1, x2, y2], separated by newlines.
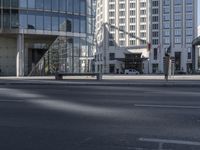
[0, 75, 200, 87]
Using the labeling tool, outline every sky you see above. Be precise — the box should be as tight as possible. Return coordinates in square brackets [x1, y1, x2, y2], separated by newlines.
[198, 1, 200, 26]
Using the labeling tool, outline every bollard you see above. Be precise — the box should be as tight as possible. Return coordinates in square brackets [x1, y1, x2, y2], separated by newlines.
[97, 73, 102, 80]
[55, 73, 63, 80]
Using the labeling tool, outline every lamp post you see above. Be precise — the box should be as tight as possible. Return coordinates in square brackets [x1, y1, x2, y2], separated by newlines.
[148, 58, 150, 74]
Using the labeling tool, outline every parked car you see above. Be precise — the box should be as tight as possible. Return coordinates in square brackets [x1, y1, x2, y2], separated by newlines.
[125, 69, 140, 75]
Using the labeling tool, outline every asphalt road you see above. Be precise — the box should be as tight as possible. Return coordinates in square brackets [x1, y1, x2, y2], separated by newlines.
[0, 84, 200, 150]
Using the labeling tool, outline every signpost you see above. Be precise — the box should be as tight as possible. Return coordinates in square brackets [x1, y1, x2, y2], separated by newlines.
[170, 56, 175, 78]
[163, 54, 170, 81]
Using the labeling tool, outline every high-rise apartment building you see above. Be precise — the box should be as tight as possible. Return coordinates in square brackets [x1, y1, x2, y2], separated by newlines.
[150, 0, 197, 73]
[95, 0, 150, 74]
[0, 0, 94, 76]
[197, 25, 200, 70]
[95, 0, 197, 74]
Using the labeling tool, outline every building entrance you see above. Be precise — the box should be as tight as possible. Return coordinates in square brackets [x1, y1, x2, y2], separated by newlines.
[28, 49, 47, 74]
[175, 52, 181, 71]
[125, 54, 142, 73]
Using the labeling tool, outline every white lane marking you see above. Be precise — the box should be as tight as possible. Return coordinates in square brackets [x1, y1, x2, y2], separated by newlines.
[139, 138, 200, 146]
[135, 104, 200, 109]
[0, 100, 24, 103]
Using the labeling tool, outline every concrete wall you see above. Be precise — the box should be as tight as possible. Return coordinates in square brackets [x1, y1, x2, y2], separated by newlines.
[0, 37, 17, 76]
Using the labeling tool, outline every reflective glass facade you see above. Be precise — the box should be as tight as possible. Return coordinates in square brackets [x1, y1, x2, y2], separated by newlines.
[29, 36, 94, 75]
[0, 0, 95, 75]
[0, 0, 91, 34]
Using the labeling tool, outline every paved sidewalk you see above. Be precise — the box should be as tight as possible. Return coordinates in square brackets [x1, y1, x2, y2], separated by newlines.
[0, 75, 200, 87]
[0, 74, 200, 80]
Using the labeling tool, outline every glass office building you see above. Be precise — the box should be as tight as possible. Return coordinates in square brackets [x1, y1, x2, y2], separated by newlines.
[0, 0, 95, 76]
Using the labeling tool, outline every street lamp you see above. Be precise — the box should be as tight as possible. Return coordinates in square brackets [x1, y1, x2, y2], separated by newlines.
[147, 58, 150, 74]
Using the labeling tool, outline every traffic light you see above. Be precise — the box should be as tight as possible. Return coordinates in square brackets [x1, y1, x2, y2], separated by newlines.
[147, 43, 151, 51]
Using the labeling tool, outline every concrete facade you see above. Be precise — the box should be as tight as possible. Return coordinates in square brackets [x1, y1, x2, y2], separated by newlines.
[0, 37, 17, 76]
[95, 0, 150, 74]
[150, 0, 197, 74]
[95, 0, 198, 74]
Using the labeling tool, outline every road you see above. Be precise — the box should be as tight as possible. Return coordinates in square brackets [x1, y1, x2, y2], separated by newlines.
[0, 84, 200, 150]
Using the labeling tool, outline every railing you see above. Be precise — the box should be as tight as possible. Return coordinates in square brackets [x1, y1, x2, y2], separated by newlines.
[28, 38, 60, 76]
[29, 36, 95, 76]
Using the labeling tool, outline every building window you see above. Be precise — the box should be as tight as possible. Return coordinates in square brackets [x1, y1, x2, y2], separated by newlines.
[186, 5, 193, 12]
[80, 0, 86, 14]
[11, 10, 19, 28]
[44, 0, 51, 10]
[74, 0, 80, 14]
[152, 16, 159, 22]
[186, 21, 192, 28]
[119, 40, 125, 46]
[52, 0, 59, 11]
[67, 0, 73, 13]
[175, 21, 181, 28]
[74, 16, 80, 33]
[109, 64, 115, 73]
[52, 16, 59, 31]
[188, 52, 191, 59]
[186, 29, 193, 35]
[163, 22, 170, 29]
[164, 37, 170, 44]
[175, 37, 181, 44]
[130, 40, 136, 46]
[11, 0, 19, 8]
[44, 13, 51, 31]
[80, 17, 86, 33]
[28, 0, 35, 9]
[20, 0, 27, 8]
[186, 0, 193, 5]
[3, 0, 10, 7]
[154, 48, 158, 60]
[19, 12, 27, 29]
[174, 29, 181, 36]
[109, 41, 115, 46]
[59, 0, 66, 12]
[163, 30, 170, 36]
[28, 12, 36, 29]
[109, 53, 115, 60]
[36, 0, 43, 9]
[163, 0, 170, 6]
[174, 0, 182, 5]
[174, 6, 182, 13]
[66, 16, 73, 32]
[36, 13, 43, 30]
[174, 14, 182, 20]
[186, 36, 193, 43]
[152, 39, 159, 45]
[152, 24, 159, 29]
[152, 1, 159, 7]
[152, 32, 159, 37]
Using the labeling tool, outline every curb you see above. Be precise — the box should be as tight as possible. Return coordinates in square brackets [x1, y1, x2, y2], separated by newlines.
[1, 81, 200, 88]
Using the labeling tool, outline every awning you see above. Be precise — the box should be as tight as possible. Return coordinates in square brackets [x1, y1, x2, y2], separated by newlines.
[192, 36, 200, 46]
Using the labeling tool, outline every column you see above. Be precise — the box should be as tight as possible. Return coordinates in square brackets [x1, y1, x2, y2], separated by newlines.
[16, 34, 25, 77]
[192, 45, 195, 72]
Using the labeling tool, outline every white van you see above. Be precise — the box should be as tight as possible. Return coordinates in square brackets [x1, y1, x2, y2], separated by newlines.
[125, 69, 140, 75]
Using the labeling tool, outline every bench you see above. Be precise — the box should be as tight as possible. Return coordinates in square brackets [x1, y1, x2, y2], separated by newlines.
[55, 72, 102, 80]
